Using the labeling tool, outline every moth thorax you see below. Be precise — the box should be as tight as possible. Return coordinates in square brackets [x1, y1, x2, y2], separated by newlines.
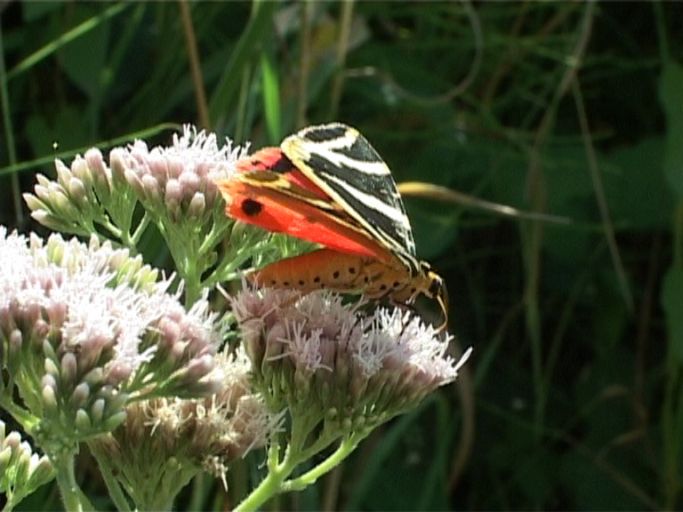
[413, 262, 437, 297]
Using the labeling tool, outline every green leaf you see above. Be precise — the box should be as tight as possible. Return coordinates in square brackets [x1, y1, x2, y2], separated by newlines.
[58, 10, 109, 101]
[603, 137, 673, 229]
[22, 1, 62, 22]
[260, 51, 281, 144]
[344, 396, 452, 511]
[662, 267, 683, 363]
[406, 199, 460, 260]
[659, 61, 683, 199]
[209, 1, 277, 127]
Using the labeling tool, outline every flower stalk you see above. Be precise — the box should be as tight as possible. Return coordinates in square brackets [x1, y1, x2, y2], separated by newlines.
[51, 448, 91, 512]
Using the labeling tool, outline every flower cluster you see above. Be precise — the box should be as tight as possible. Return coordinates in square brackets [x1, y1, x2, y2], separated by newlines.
[109, 126, 248, 223]
[89, 346, 276, 510]
[231, 286, 471, 435]
[23, 126, 281, 303]
[0, 228, 222, 446]
[24, 148, 137, 241]
[0, 420, 54, 511]
[24, 127, 247, 236]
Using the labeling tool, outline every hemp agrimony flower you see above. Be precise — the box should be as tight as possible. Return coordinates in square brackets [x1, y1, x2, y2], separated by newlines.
[24, 148, 137, 244]
[0, 228, 222, 511]
[89, 346, 277, 511]
[110, 127, 247, 223]
[24, 127, 281, 304]
[0, 420, 54, 512]
[230, 286, 471, 510]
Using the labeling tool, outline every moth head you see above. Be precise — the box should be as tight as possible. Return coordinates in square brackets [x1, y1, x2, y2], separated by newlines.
[418, 262, 449, 333]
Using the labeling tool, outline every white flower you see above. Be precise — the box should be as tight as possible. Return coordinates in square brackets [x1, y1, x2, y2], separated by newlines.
[231, 286, 471, 424]
[110, 125, 249, 217]
[0, 229, 222, 439]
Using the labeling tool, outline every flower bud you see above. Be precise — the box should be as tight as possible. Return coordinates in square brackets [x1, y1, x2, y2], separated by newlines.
[32, 319, 50, 340]
[85, 148, 111, 192]
[34, 183, 50, 202]
[83, 367, 104, 386]
[61, 352, 78, 385]
[179, 171, 200, 190]
[140, 174, 161, 203]
[42, 385, 58, 411]
[67, 177, 88, 205]
[0, 446, 11, 469]
[124, 168, 146, 197]
[165, 179, 182, 217]
[104, 361, 133, 384]
[23, 193, 48, 212]
[188, 192, 206, 218]
[9, 328, 23, 355]
[4, 431, 21, 450]
[168, 158, 183, 180]
[44, 358, 60, 379]
[49, 187, 80, 220]
[103, 411, 127, 431]
[15, 444, 31, 483]
[70, 383, 90, 408]
[110, 149, 128, 182]
[91, 398, 106, 424]
[26, 455, 55, 488]
[30, 210, 72, 232]
[75, 409, 92, 431]
[148, 154, 169, 182]
[55, 159, 74, 185]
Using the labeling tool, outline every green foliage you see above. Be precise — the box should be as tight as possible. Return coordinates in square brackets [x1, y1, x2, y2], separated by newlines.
[1, 1, 682, 510]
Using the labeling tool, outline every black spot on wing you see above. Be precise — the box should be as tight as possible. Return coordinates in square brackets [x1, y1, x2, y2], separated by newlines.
[241, 199, 263, 216]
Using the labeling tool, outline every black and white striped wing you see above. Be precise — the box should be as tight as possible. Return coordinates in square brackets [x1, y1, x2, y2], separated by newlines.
[281, 123, 419, 273]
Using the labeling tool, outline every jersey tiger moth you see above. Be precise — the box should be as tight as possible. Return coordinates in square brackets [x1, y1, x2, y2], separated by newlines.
[216, 123, 448, 330]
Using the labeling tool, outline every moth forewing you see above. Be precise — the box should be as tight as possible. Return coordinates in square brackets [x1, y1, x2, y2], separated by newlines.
[281, 123, 419, 273]
[234, 170, 342, 212]
[215, 179, 392, 261]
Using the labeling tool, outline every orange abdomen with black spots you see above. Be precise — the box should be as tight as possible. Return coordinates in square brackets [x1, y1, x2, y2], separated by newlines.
[251, 248, 420, 300]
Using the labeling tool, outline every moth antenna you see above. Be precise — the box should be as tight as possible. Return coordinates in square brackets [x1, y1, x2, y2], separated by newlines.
[435, 291, 449, 334]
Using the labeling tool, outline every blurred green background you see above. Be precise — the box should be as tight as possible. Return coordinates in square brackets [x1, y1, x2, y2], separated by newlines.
[1, 1, 682, 510]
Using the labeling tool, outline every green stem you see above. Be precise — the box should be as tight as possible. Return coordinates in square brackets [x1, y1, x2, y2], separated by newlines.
[130, 212, 151, 246]
[235, 415, 366, 511]
[204, 248, 258, 289]
[89, 442, 132, 512]
[281, 433, 364, 492]
[101, 219, 124, 241]
[234, 454, 297, 512]
[52, 449, 91, 512]
[0, 396, 36, 432]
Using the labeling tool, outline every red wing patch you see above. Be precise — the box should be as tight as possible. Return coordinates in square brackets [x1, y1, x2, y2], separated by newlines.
[216, 178, 391, 262]
[235, 147, 328, 201]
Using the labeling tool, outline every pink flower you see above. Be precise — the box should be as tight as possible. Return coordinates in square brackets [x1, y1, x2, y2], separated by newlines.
[231, 285, 471, 427]
[0, 228, 222, 440]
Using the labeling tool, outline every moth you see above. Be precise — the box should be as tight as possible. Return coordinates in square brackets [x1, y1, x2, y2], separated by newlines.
[216, 123, 448, 329]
